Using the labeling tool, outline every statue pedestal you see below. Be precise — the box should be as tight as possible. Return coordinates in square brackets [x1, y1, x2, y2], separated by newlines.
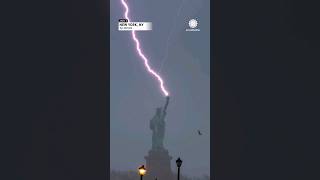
[144, 148, 174, 180]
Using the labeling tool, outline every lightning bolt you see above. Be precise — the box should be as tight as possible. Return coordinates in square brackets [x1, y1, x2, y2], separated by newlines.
[120, 0, 169, 97]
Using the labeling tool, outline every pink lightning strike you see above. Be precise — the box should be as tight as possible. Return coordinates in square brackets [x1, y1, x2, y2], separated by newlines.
[120, 0, 169, 97]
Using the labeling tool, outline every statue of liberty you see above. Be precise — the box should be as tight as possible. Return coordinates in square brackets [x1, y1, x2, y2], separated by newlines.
[150, 96, 170, 150]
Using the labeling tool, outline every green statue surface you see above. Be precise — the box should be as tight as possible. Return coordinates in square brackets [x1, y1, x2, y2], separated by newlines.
[150, 96, 170, 150]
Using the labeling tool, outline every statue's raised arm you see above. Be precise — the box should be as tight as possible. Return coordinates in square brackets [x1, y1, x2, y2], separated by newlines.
[163, 96, 170, 113]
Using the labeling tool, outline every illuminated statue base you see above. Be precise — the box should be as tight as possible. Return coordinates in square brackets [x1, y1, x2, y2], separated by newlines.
[144, 148, 174, 180]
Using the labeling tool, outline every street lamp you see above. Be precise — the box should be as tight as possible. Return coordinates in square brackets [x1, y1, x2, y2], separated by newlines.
[138, 165, 146, 180]
[176, 157, 183, 180]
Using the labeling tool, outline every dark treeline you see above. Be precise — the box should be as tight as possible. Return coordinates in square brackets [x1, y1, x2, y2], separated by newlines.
[110, 170, 210, 180]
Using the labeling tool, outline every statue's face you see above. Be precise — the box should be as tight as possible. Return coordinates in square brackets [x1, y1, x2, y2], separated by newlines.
[156, 108, 162, 115]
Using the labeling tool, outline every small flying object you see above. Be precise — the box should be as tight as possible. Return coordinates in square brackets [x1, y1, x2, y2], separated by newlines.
[197, 130, 202, 135]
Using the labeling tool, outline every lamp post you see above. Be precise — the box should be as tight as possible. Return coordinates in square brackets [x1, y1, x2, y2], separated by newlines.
[176, 157, 182, 180]
[138, 165, 146, 180]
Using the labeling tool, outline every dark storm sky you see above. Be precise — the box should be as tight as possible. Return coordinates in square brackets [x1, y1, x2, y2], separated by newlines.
[110, 0, 210, 176]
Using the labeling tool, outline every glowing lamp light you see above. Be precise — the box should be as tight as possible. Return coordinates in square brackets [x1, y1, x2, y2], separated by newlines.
[138, 165, 147, 176]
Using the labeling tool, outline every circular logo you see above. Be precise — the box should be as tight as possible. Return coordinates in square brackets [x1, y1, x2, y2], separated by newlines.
[188, 19, 198, 28]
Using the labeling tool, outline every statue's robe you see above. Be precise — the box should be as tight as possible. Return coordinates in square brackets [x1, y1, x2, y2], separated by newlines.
[150, 110, 166, 150]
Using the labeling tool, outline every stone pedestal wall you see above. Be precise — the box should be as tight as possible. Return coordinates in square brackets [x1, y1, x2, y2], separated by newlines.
[144, 148, 174, 180]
